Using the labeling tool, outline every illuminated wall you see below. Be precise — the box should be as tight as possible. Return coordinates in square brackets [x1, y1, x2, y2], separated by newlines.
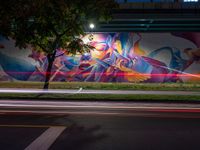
[0, 32, 200, 82]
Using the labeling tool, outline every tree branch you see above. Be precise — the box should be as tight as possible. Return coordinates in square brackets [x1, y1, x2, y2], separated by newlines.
[55, 51, 66, 58]
[58, 27, 70, 38]
[35, 41, 48, 53]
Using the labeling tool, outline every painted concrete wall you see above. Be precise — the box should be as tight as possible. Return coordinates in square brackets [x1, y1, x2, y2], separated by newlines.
[0, 32, 200, 82]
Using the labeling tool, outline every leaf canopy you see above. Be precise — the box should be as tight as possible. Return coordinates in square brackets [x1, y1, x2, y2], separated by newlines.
[0, 0, 118, 54]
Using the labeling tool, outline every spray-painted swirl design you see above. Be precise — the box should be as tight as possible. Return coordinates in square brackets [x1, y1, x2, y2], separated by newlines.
[0, 32, 200, 82]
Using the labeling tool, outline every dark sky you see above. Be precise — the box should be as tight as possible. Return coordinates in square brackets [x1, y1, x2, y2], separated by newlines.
[116, 0, 175, 2]
[116, 0, 199, 2]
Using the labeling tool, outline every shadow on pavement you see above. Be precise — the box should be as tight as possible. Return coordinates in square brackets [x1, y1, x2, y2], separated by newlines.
[50, 124, 108, 150]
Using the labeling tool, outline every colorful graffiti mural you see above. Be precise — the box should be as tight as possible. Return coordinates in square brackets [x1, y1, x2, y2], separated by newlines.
[0, 32, 200, 82]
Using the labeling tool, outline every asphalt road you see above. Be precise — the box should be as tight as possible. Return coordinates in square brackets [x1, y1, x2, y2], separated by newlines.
[1, 101, 200, 150]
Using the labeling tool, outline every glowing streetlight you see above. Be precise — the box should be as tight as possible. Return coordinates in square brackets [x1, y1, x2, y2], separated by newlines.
[89, 23, 95, 29]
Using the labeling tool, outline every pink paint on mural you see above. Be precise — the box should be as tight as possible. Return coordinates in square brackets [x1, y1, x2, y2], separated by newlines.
[0, 33, 200, 82]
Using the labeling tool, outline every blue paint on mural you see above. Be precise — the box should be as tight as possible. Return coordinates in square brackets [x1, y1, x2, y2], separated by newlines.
[0, 32, 200, 82]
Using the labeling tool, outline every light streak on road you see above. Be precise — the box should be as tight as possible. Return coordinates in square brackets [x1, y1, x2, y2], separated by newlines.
[1, 100, 200, 117]
[1, 101, 200, 110]
[0, 89, 200, 95]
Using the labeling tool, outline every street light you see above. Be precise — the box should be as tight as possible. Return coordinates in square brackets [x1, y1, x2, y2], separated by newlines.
[89, 23, 95, 29]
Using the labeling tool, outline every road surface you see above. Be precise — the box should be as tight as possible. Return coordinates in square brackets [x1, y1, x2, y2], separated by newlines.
[0, 100, 200, 149]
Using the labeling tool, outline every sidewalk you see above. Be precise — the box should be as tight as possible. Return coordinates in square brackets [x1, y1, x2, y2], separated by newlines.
[0, 88, 200, 96]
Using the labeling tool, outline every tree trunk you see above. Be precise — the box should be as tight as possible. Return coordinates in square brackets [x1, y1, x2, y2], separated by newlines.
[43, 51, 56, 90]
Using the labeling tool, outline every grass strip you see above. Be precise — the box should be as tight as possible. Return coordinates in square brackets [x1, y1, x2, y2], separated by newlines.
[0, 82, 200, 91]
[0, 93, 200, 101]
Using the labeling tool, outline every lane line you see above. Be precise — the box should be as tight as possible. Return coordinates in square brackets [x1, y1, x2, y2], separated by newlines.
[25, 126, 66, 150]
[0, 124, 66, 128]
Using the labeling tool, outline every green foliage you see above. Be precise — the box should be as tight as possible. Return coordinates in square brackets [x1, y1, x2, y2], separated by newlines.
[0, 0, 118, 54]
[0, 0, 118, 89]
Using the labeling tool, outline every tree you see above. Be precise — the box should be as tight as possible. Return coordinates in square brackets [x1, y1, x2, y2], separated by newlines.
[0, 0, 118, 89]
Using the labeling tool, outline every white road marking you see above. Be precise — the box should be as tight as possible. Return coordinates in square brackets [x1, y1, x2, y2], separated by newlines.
[25, 126, 66, 150]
